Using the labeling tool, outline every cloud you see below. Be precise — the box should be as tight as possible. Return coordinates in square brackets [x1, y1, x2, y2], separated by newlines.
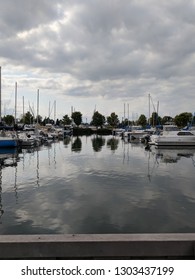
[1, 0, 195, 120]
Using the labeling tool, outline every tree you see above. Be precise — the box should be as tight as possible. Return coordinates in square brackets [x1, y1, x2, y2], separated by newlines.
[174, 112, 192, 127]
[23, 111, 34, 124]
[91, 111, 105, 128]
[71, 111, 82, 126]
[161, 116, 174, 125]
[62, 114, 71, 125]
[121, 118, 132, 127]
[55, 118, 60, 126]
[34, 115, 42, 124]
[3, 115, 15, 125]
[137, 114, 147, 127]
[149, 112, 161, 127]
[107, 112, 119, 128]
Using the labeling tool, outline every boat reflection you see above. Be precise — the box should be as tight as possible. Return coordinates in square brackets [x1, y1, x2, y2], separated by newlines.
[146, 146, 195, 182]
[155, 147, 195, 164]
[0, 148, 20, 224]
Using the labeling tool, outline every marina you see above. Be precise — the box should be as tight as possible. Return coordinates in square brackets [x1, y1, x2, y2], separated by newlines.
[1, 135, 195, 235]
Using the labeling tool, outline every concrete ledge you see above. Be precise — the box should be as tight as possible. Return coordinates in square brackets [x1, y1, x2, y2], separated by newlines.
[0, 233, 195, 259]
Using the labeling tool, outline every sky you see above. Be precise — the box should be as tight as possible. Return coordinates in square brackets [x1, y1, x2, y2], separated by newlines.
[1, 0, 195, 123]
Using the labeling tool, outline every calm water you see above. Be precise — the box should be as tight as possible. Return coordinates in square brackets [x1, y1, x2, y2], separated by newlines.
[0, 135, 195, 234]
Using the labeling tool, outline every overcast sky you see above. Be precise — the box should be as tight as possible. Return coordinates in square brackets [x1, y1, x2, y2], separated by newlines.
[1, 0, 195, 122]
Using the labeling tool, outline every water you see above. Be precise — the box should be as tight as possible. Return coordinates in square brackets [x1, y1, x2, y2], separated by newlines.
[0, 135, 195, 234]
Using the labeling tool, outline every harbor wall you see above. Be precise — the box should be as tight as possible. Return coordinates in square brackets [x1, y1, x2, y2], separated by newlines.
[0, 233, 195, 259]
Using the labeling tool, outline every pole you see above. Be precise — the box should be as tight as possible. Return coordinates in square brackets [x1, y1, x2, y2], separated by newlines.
[54, 100, 56, 124]
[15, 82, 17, 124]
[23, 96, 24, 122]
[0, 66, 1, 123]
[148, 93, 150, 126]
[37, 89, 39, 124]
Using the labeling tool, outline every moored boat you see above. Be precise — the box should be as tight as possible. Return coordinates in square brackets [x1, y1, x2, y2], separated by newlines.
[153, 127, 195, 147]
[0, 136, 18, 148]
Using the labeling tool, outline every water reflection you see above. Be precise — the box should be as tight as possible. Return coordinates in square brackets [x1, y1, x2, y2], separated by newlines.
[0, 148, 20, 224]
[63, 137, 71, 147]
[0, 167, 3, 223]
[156, 148, 195, 165]
[107, 137, 119, 151]
[91, 136, 105, 152]
[148, 146, 195, 165]
[71, 137, 82, 152]
[1, 137, 195, 234]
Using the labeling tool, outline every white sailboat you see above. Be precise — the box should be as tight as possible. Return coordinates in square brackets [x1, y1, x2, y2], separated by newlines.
[0, 66, 18, 148]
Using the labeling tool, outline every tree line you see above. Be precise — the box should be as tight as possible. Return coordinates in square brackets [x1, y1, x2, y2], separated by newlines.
[1, 110, 195, 129]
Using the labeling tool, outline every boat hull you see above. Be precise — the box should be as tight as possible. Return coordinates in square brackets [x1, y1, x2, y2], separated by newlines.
[0, 139, 18, 148]
[155, 136, 195, 147]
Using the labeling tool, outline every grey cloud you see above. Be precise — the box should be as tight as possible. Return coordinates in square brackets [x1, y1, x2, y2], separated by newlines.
[1, 0, 195, 116]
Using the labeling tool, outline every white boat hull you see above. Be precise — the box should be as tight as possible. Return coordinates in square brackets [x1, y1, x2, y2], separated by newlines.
[155, 136, 195, 147]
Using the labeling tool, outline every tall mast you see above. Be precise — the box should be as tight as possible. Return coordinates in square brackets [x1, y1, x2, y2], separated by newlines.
[37, 89, 39, 124]
[54, 100, 56, 123]
[15, 82, 17, 124]
[148, 93, 150, 126]
[23, 96, 24, 121]
[0, 66, 1, 123]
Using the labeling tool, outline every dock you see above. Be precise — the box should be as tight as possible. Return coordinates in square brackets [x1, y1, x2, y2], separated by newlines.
[0, 233, 195, 259]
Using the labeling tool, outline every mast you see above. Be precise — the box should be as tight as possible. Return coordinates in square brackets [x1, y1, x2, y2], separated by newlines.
[148, 93, 150, 126]
[23, 96, 24, 121]
[15, 82, 17, 124]
[0, 66, 1, 123]
[37, 89, 39, 124]
[54, 100, 56, 124]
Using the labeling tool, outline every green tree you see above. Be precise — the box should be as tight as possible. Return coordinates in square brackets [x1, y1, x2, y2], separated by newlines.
[149, 112, 161, 127]
[3, 115, 15, 125]
[161, 116, 174, 125]
[34, 115, 42, 124]
[174, 112, 192, 127]
[23, 111, 34, 124]
[62, 114, 71, 125]
[55, 118, 60, 126]
[107, 112, 119, 128]
[71, 111, 82, 126]
[121, 118, 132, 127]
[137, 114, 147, 127]
[91, 111, 105, 128]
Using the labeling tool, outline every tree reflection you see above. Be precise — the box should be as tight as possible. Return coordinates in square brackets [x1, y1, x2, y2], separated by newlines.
[107, 137, 119, 151]
[63, 136, 71, 147]
[91, 136, 105, 152]
[71, 137, 82, 152]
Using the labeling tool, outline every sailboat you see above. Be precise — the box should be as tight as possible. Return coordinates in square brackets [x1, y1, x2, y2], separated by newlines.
[0, 66, 18, 148]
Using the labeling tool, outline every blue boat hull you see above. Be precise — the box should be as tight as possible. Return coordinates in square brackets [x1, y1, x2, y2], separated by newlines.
[0, 139, 18, 147]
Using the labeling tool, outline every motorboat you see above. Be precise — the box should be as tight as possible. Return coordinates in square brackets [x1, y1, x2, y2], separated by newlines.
[152, 125, 195, 147]
[123, 126, 146, 141]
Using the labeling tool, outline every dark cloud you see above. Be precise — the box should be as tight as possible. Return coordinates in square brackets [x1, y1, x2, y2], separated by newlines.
[1, 0, 195, 118]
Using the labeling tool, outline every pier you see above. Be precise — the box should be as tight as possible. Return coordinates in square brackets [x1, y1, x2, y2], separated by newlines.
[0, 233, 195, 259]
